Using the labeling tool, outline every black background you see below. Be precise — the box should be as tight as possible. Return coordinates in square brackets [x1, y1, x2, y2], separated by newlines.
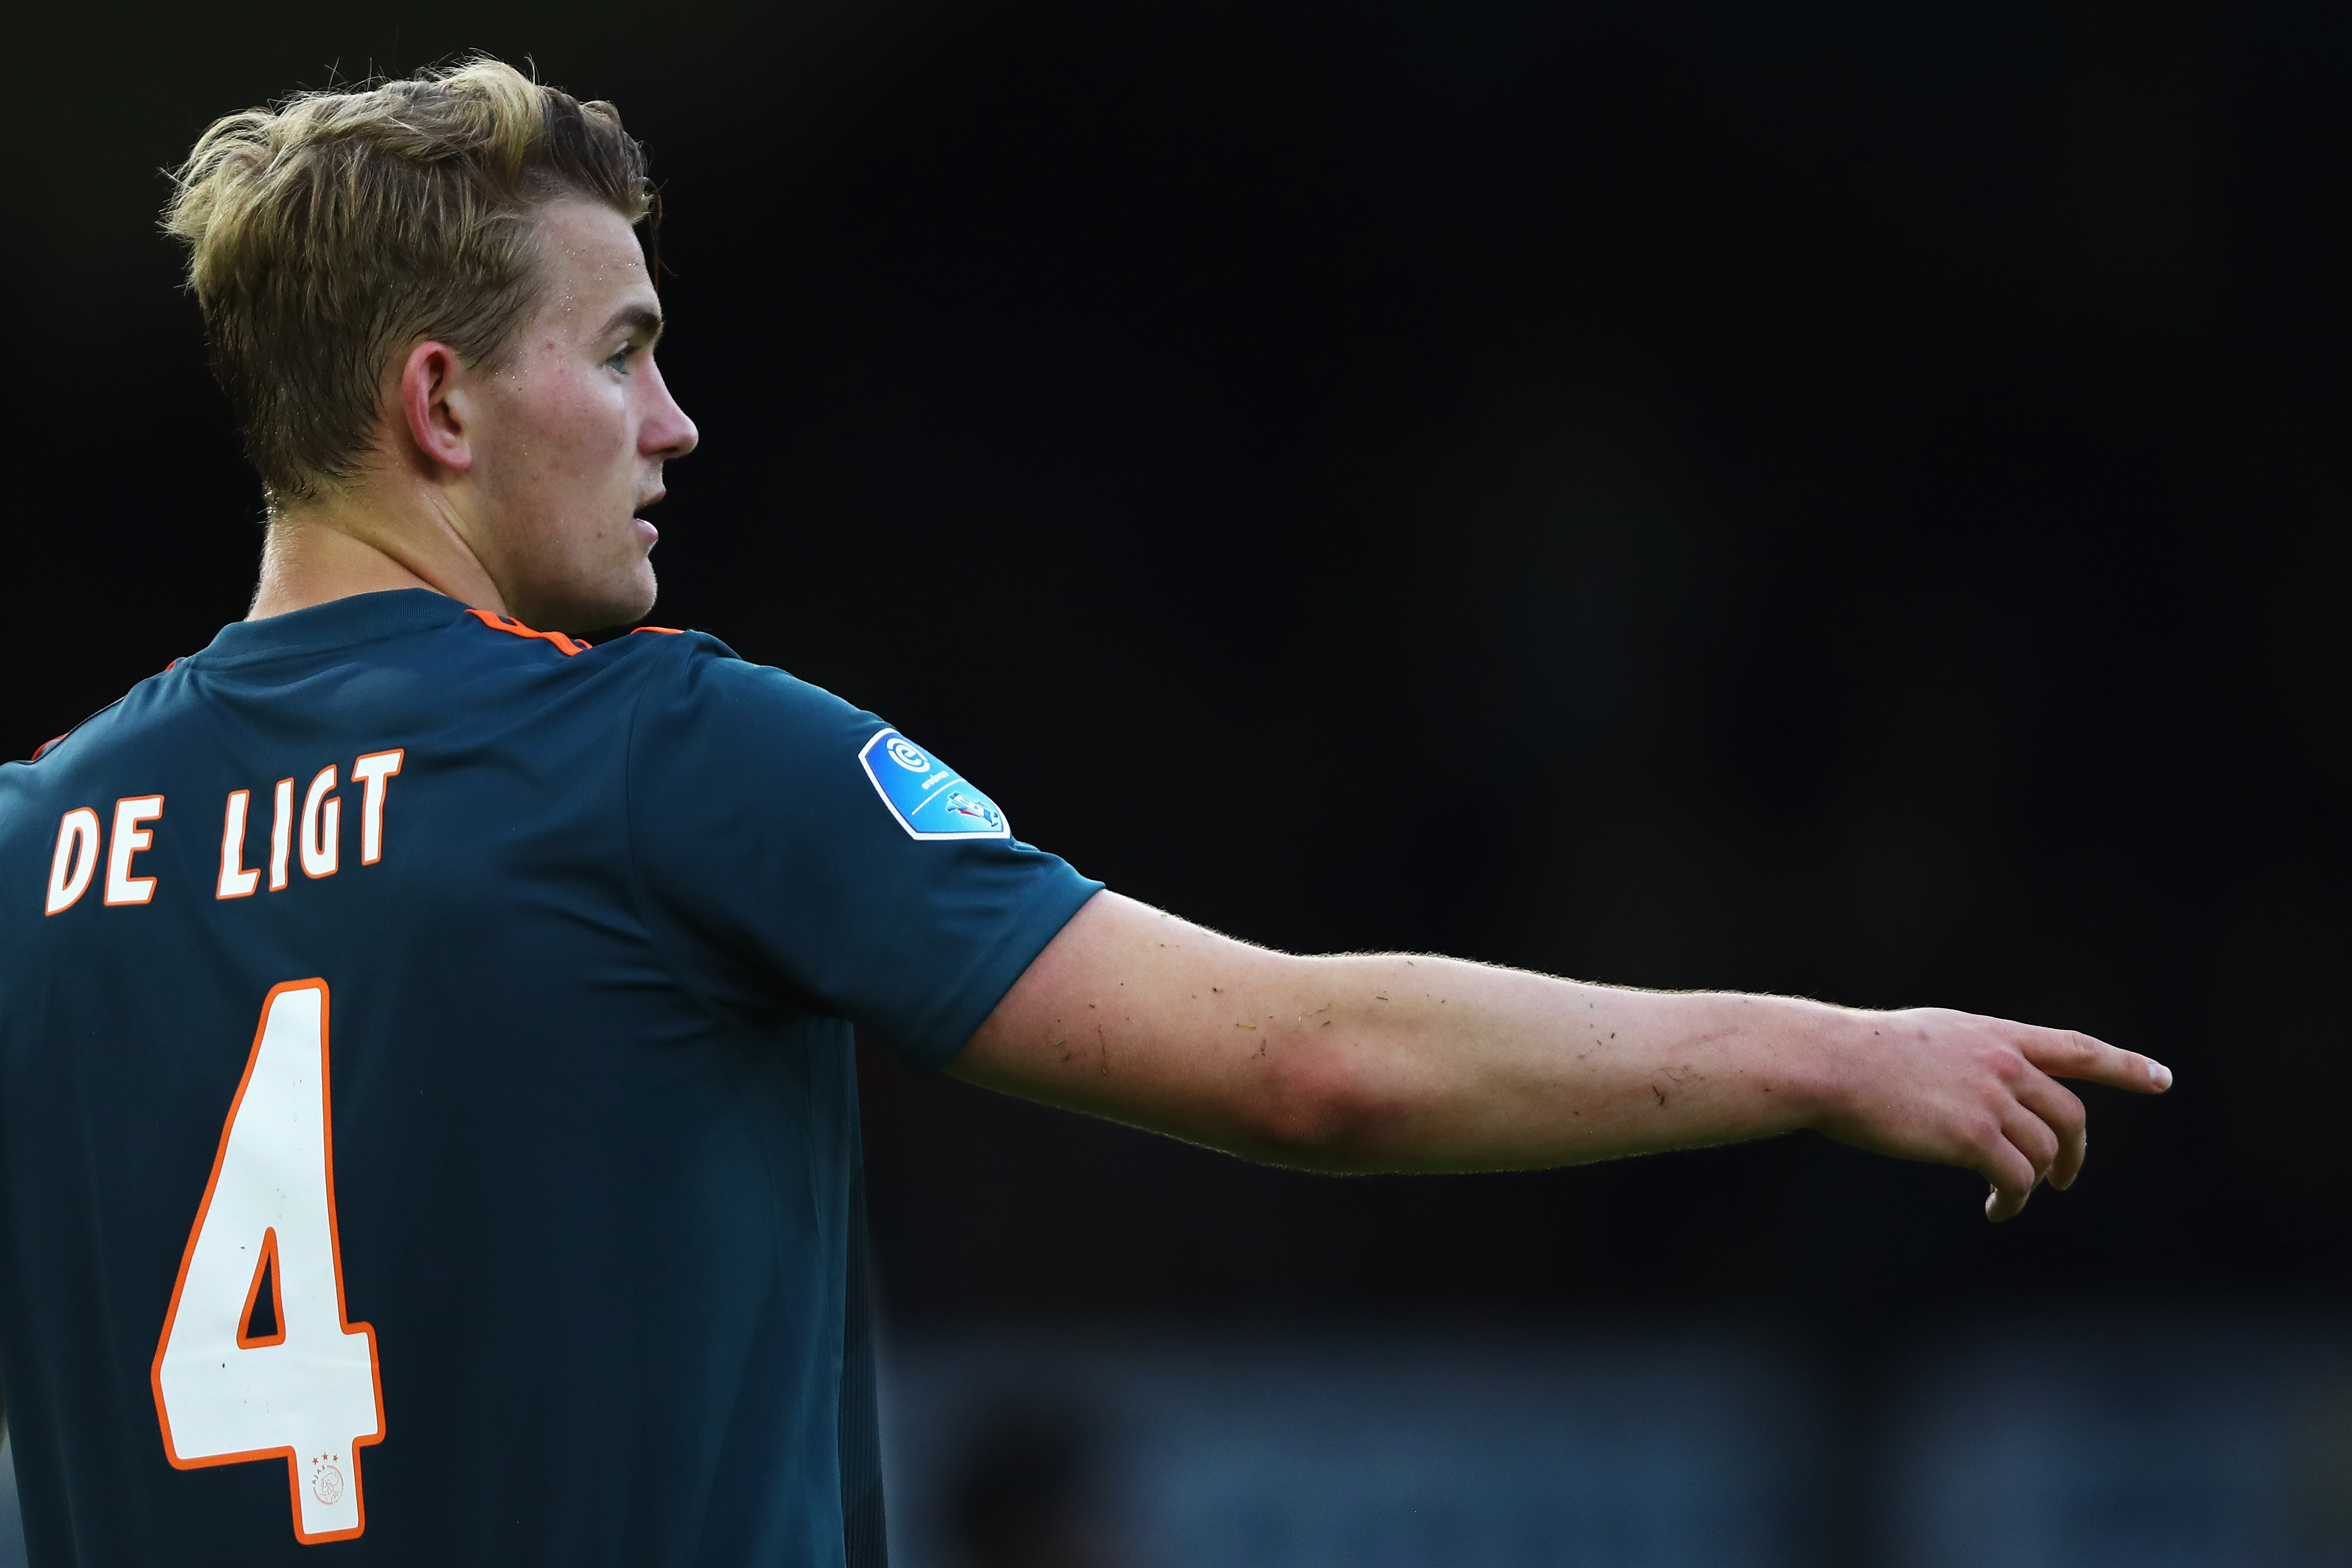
[14, 0, 2349, 1349]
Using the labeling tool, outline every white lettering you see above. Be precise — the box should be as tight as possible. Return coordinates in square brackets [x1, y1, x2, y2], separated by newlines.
[270, 778, 294, 891]
[104, 796, 165, 906]
[349, 751, 403, 866]
[300, 768, 340, 881]
[217, 790, 260, 899]
[45, 808, 101, 915]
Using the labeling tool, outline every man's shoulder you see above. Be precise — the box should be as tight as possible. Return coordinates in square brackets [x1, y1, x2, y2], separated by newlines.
[1, 659, 179, 798]
[621, 628, 882, 741]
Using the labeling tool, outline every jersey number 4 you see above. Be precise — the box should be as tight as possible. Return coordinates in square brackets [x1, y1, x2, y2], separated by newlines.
[150, 980, 385, 1543]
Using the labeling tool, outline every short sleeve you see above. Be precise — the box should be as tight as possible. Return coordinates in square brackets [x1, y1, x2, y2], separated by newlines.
[624, 635, 1102, 1070]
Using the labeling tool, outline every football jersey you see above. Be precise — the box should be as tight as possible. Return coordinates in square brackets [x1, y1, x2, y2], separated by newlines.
[0, 588, 1100, 1566]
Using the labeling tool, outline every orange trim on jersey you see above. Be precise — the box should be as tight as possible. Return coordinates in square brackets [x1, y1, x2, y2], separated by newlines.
[465, 608, 583, 656]
[235, 1228, 288, 1350]
[629, 626, 685, 635]
[30, 733, 67, 763]
[150, 979, 385, 1545]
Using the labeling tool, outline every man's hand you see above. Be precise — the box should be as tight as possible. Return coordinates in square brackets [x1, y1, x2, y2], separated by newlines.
[1811, 1009, 2171, 1220]
[954, 892, 2171, 1217]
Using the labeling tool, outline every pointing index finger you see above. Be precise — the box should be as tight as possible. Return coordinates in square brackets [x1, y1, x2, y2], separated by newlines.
[2017, 1026, 2172, 1094]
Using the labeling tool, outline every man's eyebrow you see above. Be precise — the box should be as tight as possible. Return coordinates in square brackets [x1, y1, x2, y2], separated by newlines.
[599, 303, 665, 343]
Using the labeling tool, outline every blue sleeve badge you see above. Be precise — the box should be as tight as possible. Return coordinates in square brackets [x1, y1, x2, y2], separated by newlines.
[857, 729, 1012, 840]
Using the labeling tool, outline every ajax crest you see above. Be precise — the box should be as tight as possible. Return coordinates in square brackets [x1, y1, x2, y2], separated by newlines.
[858, 729, 1011, 840]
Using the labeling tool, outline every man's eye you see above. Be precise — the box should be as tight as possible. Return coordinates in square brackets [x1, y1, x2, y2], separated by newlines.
[605, 344, 637, 372]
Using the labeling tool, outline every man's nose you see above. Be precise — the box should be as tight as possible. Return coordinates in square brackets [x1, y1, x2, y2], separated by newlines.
[643, 361, 698, 460]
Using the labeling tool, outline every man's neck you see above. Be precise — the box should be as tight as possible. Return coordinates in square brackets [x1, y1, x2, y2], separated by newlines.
[247, 491, 507, 622]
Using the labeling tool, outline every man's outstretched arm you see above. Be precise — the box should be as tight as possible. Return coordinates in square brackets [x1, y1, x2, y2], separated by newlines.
[952, 891, 2172, 1220]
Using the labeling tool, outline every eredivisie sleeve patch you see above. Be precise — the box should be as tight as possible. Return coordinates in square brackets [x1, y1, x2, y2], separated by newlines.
[856, 729, 1011, 839]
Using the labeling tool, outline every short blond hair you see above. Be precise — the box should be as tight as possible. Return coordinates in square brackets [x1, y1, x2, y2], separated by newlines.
[165, 56, 655, 502]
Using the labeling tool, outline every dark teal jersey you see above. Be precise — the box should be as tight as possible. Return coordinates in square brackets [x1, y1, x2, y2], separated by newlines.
[0, 589, 1099, 1566]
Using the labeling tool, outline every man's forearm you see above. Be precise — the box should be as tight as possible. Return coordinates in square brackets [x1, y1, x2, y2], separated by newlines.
[957, 894, 1850, 1173]
[957, 891, 2168, 1216]
[1240, 955, 1851, 1173]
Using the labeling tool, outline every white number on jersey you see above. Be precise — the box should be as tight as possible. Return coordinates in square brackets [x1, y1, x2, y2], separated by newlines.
[151, 980, 384, 1543]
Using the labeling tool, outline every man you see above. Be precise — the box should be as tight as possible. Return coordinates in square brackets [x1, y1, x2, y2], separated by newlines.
[0, 56, 2168, 1567]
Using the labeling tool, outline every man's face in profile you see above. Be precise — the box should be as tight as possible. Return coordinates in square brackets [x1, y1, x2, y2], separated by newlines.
[456, 198, 698, 633]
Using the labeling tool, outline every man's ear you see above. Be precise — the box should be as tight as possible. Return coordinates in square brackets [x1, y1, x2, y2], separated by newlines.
[398, 340, 472, 473]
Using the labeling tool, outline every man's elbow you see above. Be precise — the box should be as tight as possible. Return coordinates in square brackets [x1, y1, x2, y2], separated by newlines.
[1238, 1040, 1412, 1173]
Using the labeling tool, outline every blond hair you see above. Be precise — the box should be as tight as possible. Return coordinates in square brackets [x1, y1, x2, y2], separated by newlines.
[165, 56, 655, 503]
